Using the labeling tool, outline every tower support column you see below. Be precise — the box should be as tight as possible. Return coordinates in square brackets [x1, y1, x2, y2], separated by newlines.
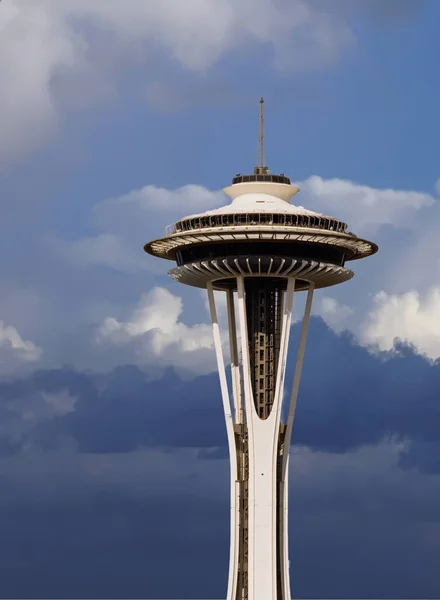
[207, 282, 239, 600]
[207, 278, 314, 600]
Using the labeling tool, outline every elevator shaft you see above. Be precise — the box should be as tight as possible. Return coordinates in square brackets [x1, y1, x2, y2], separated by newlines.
[207, 278, 314, 600]
[233, 279, 286, 600]
[245, 278, 284, 420]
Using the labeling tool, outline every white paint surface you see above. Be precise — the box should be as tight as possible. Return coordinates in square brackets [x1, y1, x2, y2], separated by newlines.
[209, 277, 314, 600]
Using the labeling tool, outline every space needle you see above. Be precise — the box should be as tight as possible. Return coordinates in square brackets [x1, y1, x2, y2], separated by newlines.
[144, 99, 378, 600]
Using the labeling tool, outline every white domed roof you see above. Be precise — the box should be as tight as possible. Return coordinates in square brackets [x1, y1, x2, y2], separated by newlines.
[182, 181, 329, 221]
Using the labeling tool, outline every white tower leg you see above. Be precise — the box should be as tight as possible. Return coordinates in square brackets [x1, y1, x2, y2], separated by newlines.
[206, 282, 239, 600]
[280, 284, 314, 600]
[207, 278, 315, 600]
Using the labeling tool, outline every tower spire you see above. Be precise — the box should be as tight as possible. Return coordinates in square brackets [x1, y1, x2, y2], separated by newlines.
[254, 97, 269, 175]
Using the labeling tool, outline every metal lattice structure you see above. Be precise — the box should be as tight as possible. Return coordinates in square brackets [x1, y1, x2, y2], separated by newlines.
[144, 103, 377, 600]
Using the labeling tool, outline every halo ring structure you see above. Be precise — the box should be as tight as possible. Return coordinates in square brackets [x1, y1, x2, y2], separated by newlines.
[169, 256, 353, 290]
[145, 227, 377, 264]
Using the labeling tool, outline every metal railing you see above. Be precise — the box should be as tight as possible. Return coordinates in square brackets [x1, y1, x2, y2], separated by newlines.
[165, 212, 347, 237]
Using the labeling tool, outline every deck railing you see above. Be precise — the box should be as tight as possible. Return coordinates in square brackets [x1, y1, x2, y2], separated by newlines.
[165, 213, 347, 237]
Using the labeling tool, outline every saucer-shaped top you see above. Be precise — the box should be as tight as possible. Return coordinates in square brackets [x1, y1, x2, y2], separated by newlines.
[144, 179, 378, 263]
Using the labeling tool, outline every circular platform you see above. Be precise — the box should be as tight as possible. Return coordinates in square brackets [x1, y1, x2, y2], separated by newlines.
[144, 177, 377, 291]
[169, 256, 353, 290]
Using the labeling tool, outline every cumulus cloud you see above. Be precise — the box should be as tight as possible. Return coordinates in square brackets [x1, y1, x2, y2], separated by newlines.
[95, 183, 224, 229]
[0, 0, 353, 163]
[1, 0, 419, 163]
[293, 176, 438, 332]
[0, 1, 81, 164]
[96, 287, 217, 373]
[49, 184, 224, 273]
[53, 176, 436, 277]
[361, 287, 440, 360]
[314, 295, 354, 330]
[2, 317, 440, 471]
[384, 196, 440, 294]
[46, 233, 148, 273]
[34, 172, 440, 374]
[0, 320, 42, 376]
[64, 0, 356, 72]
[298, 175, 435, 236]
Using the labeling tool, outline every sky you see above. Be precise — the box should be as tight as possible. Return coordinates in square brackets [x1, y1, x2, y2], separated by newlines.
[1, 0, 440, 597]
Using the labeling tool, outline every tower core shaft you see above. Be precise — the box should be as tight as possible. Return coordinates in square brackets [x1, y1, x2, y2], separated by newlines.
[144, 100, 378, 600]
[208, 277, 314, 600]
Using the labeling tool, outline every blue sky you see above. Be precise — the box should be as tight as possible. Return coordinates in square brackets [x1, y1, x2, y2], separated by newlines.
[1, 0, 440, 597]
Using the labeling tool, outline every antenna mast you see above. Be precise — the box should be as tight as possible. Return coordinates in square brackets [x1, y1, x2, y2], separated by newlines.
[255, 97, 269, 175]
[258, 97, 265, 168]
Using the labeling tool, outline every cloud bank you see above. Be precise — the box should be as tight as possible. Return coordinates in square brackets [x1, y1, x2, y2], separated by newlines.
[96, 286, 216, 374]
[0, 0, 426, 163]
[362, 287, 440, 360]
[0, 320, 42, 376]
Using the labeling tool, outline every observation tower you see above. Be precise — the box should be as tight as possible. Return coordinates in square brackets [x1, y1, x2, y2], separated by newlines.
[144, 99, 378, 600]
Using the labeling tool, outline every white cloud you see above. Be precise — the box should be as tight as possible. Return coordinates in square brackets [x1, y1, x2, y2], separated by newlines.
[315, 296, 354, 330]
[95, 184, 224, 230]
[55, 175, 436, 277]
[51, 184, 225, 272]
[298, 175, 435, 236]
[54, 0, 355, 71]
[0, 1, 82, 164]
[0, 320, 42, 375]
[361, 287, 440, 360]
[96, 287, 217, 374]
[0, 0, 428, 164]
[43, 174, 440, 371]
[47, 233, 148, 273]
[0, 0, 366, 163]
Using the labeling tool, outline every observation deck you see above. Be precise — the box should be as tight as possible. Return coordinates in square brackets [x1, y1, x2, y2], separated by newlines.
[144, 176, 377, 291]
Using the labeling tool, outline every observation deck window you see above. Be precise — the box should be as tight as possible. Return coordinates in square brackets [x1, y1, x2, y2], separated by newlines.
[166, 213, 347, 236]
[175, 240, 348, 267]
[232, 173, 291, 185]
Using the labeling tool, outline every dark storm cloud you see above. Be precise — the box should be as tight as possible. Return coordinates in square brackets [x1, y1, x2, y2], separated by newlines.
[0, 363, 227, 454]
[398, 440, 440, 474]
[1, 321, 440, 597]
[69, 323, 438, 474]
[1, 318, 440, 473]
[1, 447, 440, 599]
[0, 490, 230, 599]
[60, 366, 226, 453]
[290, 319, 440, 458]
